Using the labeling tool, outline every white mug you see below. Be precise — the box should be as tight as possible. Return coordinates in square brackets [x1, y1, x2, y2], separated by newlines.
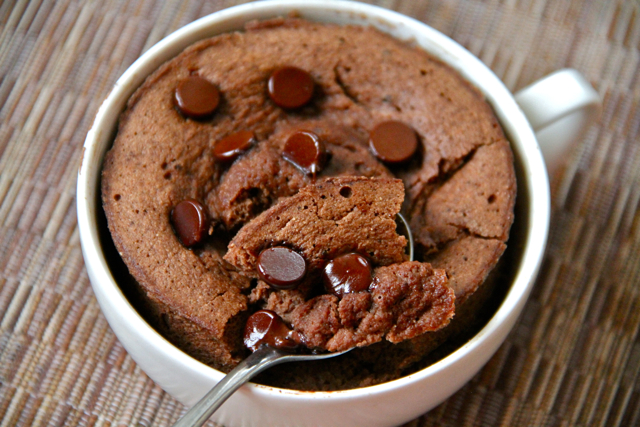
[76, 1, 600, 426]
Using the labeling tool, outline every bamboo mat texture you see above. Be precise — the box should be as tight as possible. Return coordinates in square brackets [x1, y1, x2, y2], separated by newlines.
[1, 0, 639, 425]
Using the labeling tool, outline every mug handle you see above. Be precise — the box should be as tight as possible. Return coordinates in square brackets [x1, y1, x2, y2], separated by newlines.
[514, 69, 601, 177]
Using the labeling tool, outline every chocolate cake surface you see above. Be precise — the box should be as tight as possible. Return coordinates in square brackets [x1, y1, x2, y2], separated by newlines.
[101, 17, 516, 390]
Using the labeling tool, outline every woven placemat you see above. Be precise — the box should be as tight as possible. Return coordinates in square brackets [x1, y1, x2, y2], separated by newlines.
[1, 0, 638, 425]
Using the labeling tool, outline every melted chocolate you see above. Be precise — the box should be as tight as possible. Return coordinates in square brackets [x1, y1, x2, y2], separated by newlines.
[244, 310, 299, 352]
[174, 76, 220, 119]
[268, 66, 315, 109]
[369, 121, 418, 164]
[282, 130, 327, 176]
[323, 252, 373, 296]
[214, 130, 255, 162]
[257, 246, 307, 289]
[170, 199, 209, 247]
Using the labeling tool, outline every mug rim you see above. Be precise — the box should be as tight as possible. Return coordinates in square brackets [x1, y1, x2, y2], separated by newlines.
[77, 0, 549, 405]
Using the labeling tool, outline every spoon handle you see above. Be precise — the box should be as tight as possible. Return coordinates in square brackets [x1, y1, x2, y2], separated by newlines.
[172, 346, 283, 427]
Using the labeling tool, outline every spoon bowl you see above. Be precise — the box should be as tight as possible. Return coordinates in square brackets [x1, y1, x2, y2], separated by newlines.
[396, 212, 414, 261]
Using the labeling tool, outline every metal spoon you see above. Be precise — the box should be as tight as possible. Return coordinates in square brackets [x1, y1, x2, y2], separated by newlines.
[172, 345, 351, 427]
[396, 212, 414, 262]
[172, 213, 415, 427]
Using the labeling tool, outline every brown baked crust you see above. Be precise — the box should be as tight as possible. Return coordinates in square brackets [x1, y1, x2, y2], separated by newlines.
[101, 18, 516, 386]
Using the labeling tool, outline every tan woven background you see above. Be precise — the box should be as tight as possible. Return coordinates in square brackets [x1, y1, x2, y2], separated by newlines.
[1, 0, 638, 425]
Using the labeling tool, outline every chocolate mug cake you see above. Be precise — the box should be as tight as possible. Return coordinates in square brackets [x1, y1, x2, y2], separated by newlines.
[101, 17, 516, 390]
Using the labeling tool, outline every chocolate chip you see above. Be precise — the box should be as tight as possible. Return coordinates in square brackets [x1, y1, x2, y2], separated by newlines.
[257, 246, 307, 289]
[214, 130, 255, 162]
[323, 253, 372, 297]
[283, 130, 327, 176]
[174, 76, 220, 119]
[268, 66, 315, 109]
[244, 310, 299, 352]
[369, 121, 418, 164]
[170, 199, 209, 247]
